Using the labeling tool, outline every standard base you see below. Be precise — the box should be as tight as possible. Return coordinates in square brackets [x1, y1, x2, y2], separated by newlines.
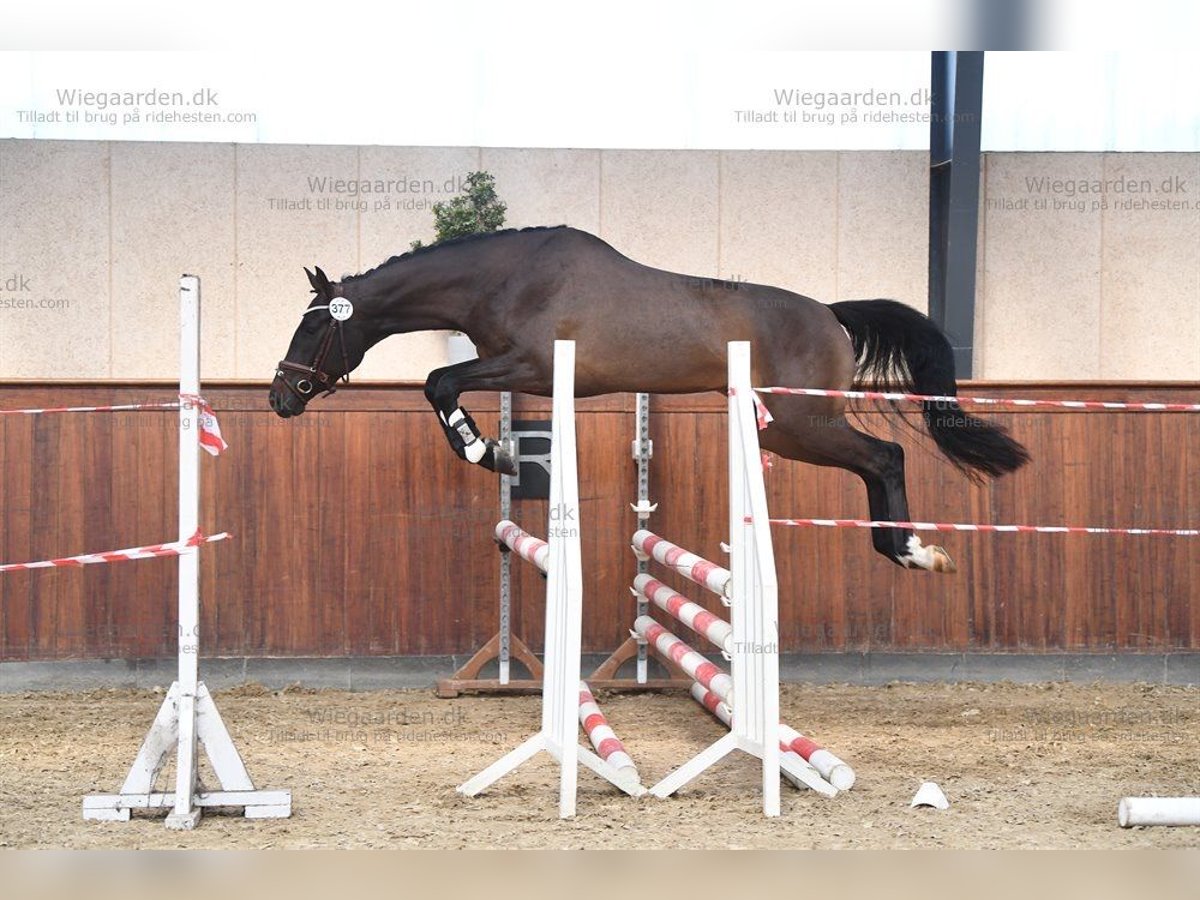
[439, 634, 696, 697]
[83, 790, 294, 822]
[164, 809, 202, 831]
[458, 729, 647, 819]
[588, 636, 696, 691]
[82, 681, 291, 828]
[436, 632, 545, 698]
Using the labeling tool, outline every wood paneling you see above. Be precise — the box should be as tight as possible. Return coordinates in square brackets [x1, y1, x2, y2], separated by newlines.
[1, 382, 1198, 660]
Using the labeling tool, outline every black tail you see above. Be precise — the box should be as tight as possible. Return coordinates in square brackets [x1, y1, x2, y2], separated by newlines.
[830, 299, 1029, 480]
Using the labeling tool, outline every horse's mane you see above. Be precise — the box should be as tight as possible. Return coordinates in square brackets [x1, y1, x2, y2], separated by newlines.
[341, 225, 570, 283]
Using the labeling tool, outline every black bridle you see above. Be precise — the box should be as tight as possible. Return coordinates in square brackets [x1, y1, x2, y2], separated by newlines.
[275, 305, 351, 402]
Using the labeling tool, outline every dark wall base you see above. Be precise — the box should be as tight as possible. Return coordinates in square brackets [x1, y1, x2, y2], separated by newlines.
[4, 651, 1200, 693]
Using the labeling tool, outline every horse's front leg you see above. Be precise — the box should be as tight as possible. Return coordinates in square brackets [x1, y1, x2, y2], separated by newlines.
[423, 358, 521, 475]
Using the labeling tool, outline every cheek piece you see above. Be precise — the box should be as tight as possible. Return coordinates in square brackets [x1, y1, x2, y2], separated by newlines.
[275, 305, 352, 402]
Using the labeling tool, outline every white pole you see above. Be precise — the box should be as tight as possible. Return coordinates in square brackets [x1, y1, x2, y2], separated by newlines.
[167, 274, 202, 828]
[548, 340, 582, 818]
[84, 275, 290, 827]
[1119, 797, 1200, 827]
[728, 341, 781, 818]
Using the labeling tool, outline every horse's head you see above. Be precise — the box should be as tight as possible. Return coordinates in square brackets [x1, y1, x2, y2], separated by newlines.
[269, 266, 372, 417]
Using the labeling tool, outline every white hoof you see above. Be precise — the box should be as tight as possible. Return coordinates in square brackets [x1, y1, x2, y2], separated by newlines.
[900, 535, 957, 574]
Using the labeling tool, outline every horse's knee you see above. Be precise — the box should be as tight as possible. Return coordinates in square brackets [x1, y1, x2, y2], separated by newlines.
[423, 370, 443, 405]
[428, 373, 461, 415]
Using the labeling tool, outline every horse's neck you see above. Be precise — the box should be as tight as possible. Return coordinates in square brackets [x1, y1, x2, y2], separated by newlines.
[353, 254, 482, 335]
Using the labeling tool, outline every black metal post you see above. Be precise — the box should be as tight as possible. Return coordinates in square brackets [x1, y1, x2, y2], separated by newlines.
[928, 50, 984, 378]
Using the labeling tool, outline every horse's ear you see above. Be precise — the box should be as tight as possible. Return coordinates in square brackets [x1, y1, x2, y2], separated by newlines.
[313, 266, 333, 296]
[305, 267, 321, 294]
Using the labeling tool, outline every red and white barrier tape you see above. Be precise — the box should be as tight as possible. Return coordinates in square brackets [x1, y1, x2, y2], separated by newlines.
[727, 386, 774, 430]
[183, 394, 229, 457]
[0, 402, 181, 415]
[0, 530, 231, 573]
[754, 386, 1200, 413]
[0, 394, 227, 456]
[758, 517, 1199, 537]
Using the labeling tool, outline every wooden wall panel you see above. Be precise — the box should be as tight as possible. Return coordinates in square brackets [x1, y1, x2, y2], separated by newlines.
[1, 381, 1198, 660]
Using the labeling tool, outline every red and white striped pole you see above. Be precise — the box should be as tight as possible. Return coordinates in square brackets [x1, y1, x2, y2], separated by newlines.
[578, 683, 639, 785]
[494, 520, 550, 572]
[0, 531, 229, 573]
[631, 530, 731, 598]
[633, 616, 733, 704]
[632, 574, 733, 655]
[689, 684, 855, 791]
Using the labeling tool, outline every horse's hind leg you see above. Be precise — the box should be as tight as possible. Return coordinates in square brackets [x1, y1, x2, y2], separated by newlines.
[423, 354, 537, 475]
[760, 405, 956, 573]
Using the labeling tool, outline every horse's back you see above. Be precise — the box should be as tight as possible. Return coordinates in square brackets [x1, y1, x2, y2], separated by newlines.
[486, 228, 854, 395]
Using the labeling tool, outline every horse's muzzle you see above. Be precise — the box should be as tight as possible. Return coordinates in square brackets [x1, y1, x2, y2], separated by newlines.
[268, 380, 306, 418]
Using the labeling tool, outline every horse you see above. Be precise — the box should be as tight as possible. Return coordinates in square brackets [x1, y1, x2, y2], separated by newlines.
[269, 225, 1029, 573]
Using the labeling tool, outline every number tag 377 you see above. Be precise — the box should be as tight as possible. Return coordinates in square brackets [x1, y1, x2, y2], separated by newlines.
[329, 299, 354, 321]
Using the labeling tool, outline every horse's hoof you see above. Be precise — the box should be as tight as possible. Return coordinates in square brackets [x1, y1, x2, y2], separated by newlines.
[490, 441, 519, 476]
[928, 545, 957, 574]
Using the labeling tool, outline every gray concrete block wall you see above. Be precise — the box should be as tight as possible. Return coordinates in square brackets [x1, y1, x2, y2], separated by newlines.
[976, 152, 1200, 380]
[352, 146, 482, 381]
[718, 150, 839, 299]
[111, 142, 238, 379]
[1, 141, 112, 378]
[2, 140, 1197, 382]
[1098, 153, 1200, 380]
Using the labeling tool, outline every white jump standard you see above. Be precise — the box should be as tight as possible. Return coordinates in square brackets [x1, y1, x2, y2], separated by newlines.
[456, 341, 646, 818]
[636, 342, 786, 816]
[82, 275, 290, 828]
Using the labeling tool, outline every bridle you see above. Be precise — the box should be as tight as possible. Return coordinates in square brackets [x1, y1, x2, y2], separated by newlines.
[274, 304, 351, 402]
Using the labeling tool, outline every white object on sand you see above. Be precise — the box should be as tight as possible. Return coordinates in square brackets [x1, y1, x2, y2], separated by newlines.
[911, 782, 950, 810]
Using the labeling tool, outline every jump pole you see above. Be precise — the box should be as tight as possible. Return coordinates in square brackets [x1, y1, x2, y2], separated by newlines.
[1118, 797, 1200, 827]
[630, 563, 853, 794]
[82, 275, 290, 828]
[647, 341, 782, 816]
[456, 341, 646, 817]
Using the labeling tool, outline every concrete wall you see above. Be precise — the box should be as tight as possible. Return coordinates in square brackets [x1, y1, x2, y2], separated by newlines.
[976, 153, 1200, 379]
[1, 140, 1196, 381]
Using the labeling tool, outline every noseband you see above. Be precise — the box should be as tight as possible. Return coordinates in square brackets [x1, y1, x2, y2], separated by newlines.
[275, 305, 351, 402]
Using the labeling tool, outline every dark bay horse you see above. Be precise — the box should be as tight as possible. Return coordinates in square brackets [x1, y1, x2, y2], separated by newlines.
[269, 225, 1028, 573]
